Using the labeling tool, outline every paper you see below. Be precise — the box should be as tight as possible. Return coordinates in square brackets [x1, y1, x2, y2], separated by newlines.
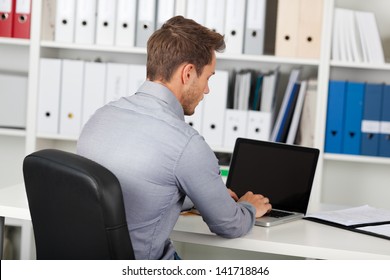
[357, 224, 390, 238]
[306, 205, 390, 226]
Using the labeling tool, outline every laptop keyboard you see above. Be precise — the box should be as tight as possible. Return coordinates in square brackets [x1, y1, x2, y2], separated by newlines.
[265, 209, 294, 218]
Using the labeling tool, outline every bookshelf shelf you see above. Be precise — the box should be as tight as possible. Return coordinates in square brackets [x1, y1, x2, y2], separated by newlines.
[324, 153, 390, 165]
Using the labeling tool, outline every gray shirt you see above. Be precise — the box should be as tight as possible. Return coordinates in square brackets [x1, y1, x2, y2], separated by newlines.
[77, 81, 256, 260]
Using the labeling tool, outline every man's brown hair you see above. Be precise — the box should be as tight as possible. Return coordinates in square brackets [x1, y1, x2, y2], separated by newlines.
[146, 16, 225, 82]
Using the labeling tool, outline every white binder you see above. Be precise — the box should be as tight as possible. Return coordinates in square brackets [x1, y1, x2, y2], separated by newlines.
[74, 0, 97, 45]
[59, 59, 84, 137]
[82, 62, 106, 127]
[37, 58, 62, 134]
[224, 0, 246, 54]
[96, 0, 117, 45]
[223, 109, 248, 148]
[185, 100, 204, 134]
[157, 0, 175, 28]
[246, 110, 272, 141]
[186, 0, 206, 25]
[54, 0, 76, 43]
[205, 0, 226, 34]
[105, 63, 129, 103]
[135, 0, 156, 48]
[202, 70, 229, 147]
[244, 0, 266, 55]
[127, 64, 146, 96]
[115, 0, 137, 47]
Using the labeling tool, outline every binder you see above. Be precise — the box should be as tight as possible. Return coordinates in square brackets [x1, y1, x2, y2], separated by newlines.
[115, 0, 137, 47]
[0, 0, 14, 37]
[202, 70, 229, 147]
[74, 0, 97, 45]
[157, 0, 175, 29]
[135, 0, 156, 48]
[96, 0, 117, 45]
[205, 0, 226, 34]
[105, 63, 129, 103]
[59, 59, 84, 137]
[0, 73, 27, 128]
[224, 0, 246, 54]
[54, 0, 76, 43]
[324, 80, 347, 153]
[37, 58, 62, 134]
[286, 80, 307, 144]
[127, 64, 146, 96]
[275, 0, 300, 57]
[243, 0, 266, 55]
[342, 82, 365, 155]
[263, 0, 278, 55]
[185, 102, 204, 134]
[271, 69, 300, 142]
[186, 0, 206, 25]
[361, 83, 383, 156]
[12, 0, 31, 39]
[260, 69, 279, 113]
[223, 109, 247, 148]
[82, 62, 106, 127]
[246, 110, 272, 141]
[379, 85, 390, 157]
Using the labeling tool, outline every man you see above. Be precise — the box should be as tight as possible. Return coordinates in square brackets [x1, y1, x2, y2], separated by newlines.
[77, 16, 271, 260]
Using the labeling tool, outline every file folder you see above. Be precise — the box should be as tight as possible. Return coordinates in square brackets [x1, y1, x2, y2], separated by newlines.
[0, 73, 27, 128]
[275, 0, 300, 57]
[286, 80, 307, 144]
[127, 64, 146, 96]
[59, 59, 84, 137]
[115, 0, 137, 47]
[82, 62, 106, 127]
[224, 0, 246, 54]
[186, 0, 206, 25]
[205, 0, 225, 34]
[12, 0, 31, 39]
[361, 83, 383, 156]
[342, 82, 365, 155]
[185, 101, 204, 134]
[0, 0, 14, 37]
[54, 0, 76, 43]
[74, 0, 97, 45]
[297, 0, 323, 59]
[37, 58, 62, 134]
[202, 70, 229, 147]
[246, 110, 272, 141]
[223, 109, 247, 148]
[324, 80, 347, 153]
[157, 0, 175, 29]
[244, 0, 266, 55]
[105, 63, 129, 103]
[135, 0, 156, 48]
[379, 85, 390, 157]
[96, 0, 117, 45]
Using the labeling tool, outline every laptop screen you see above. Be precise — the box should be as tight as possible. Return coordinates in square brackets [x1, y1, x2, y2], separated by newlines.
[225, 138, 319, 214]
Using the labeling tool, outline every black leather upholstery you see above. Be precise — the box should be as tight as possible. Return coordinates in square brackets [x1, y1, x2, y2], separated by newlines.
[23, 149, 135, 260]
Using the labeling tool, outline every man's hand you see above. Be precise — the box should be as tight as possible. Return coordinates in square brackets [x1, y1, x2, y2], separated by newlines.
[238, 191, 272, 218]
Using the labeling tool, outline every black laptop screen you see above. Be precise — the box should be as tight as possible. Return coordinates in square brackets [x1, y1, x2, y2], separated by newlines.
[225, 138, 319, 214]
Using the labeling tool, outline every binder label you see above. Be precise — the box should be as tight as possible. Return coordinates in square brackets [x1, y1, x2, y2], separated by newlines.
[0, 0, 12, 12]
[380, 121, 390, 134]
[16, 0, 30, 14]
[361, 120, 380, 133]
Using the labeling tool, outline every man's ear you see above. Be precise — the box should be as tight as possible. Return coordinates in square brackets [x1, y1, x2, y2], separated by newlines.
[181, 63, 195, 84]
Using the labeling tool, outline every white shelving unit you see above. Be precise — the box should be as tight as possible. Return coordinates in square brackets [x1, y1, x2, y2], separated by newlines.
[1, 0, 390, 259]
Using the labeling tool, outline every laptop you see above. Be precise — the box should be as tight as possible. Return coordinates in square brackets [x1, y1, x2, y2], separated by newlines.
[226, 138, 320, 227]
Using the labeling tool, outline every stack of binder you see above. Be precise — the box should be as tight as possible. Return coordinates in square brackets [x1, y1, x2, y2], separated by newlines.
[331, 8, 385, 64]
[325, 80, 390, 157]
[0, 0, 31, 39]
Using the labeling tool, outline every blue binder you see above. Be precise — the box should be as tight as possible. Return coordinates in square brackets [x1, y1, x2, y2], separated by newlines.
[361, 83, 383, 156]
[324, 80, 346, 153]
[379, 85, 390, 157]
[342, 82, 365, 155]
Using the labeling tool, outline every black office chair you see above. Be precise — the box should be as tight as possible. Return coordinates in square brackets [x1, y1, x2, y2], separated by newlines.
[23, 149, 135, 260]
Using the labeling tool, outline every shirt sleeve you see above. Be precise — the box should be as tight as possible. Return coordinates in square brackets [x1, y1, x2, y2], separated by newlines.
[174, 134, 256, 238]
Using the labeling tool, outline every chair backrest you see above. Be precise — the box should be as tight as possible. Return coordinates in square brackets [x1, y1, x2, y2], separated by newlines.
[23, 149, 135, 260]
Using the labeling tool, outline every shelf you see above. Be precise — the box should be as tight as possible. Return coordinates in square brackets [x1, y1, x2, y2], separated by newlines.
[36, 134, 78, 141]
[0, 37, 30, 46]
[330, 60, 390, 71]
[0, 128, 26, 137]
[324, 153, 390, 165]
[217, 53, 320, 66]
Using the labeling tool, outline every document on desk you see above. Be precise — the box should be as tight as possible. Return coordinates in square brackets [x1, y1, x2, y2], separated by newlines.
[305, 205, 390, 240]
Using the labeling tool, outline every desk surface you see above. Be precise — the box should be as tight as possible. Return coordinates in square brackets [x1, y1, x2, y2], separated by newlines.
[1, 184, 390, 260]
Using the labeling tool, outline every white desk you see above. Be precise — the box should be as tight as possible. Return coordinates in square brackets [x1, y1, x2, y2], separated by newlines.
[171, 215, 390, 260]
[1, 184, 390, 260]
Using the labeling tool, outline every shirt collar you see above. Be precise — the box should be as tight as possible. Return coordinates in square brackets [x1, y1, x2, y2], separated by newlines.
[136, 80, 185, 121]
